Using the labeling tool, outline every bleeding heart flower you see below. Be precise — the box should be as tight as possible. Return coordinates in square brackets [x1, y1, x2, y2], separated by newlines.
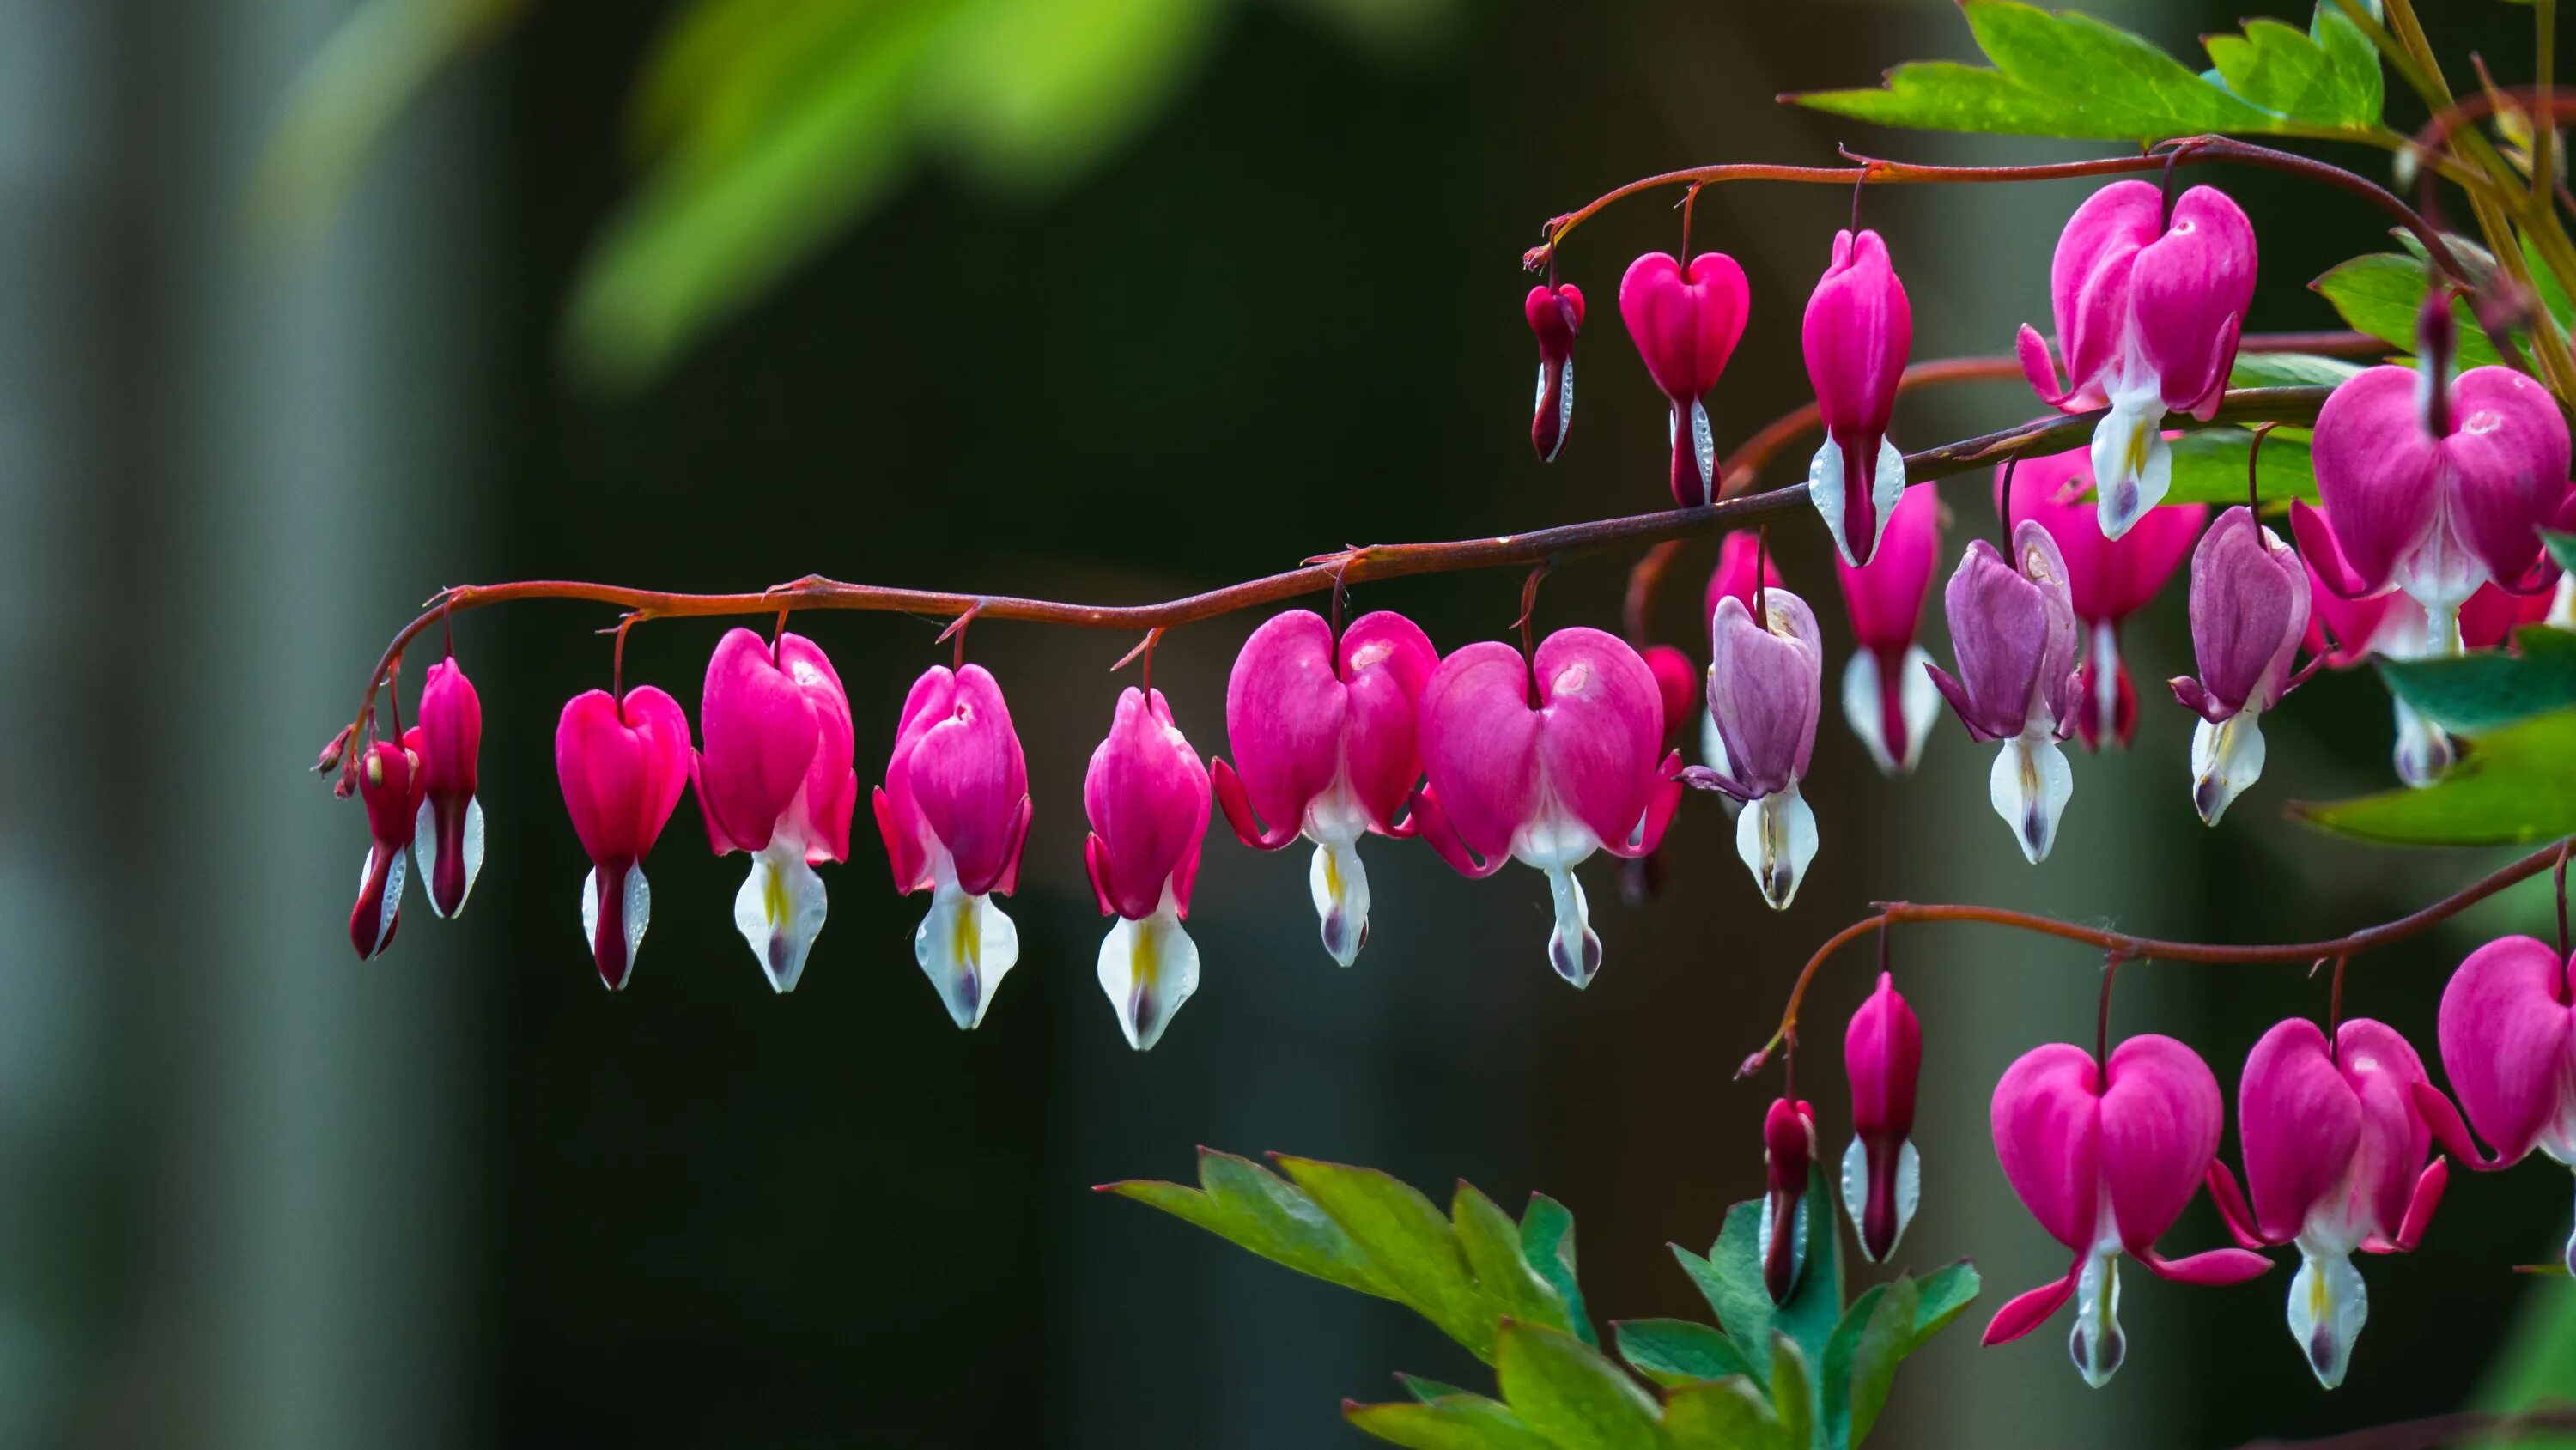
[694, 629, 858, 992]
[1527, 283, 1584, 462]
[1085, 686, 1213, 1051]
[2203, 1017, 2447, 1388]
[2001, 446, 2206, 751]
[2168, 507, 2311, 824]
[1690, 587, 1823, 909]
[410, 657, 484, 919]
[1620, 250, 1751, 506]
[874, 664, 1033, 1029]
[1842, 972, 1923, 1264]
[1803, 228, 1913, 566]
[1410, 627, 1682, 987]
[2415, 936, 2576, 1275]
[555, 685, 693, 990]
[1212, 609, 1437, 967]
[1761, 1097, 1819, 1305]
[1698, 531, 1784, 794]
[1984, 1035, 2272, 1387]
[1833, 482, 1944, 776]
[1926, 522, 2081, 862]
[349, 737, 426, 960]
[2019, 181, 2257, 538]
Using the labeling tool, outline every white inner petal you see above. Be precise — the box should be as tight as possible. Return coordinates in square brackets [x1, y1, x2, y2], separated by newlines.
[1541, 864, 1601, 989]
[2088, 618, 2121, 739]
[1097, 889, 1200, 1051]
[1689, 399, 1716, 504]
[2088, 385, 2171, 540]
[1897, 644, 1941, 772]
[2391, 695, 2456, 788]
[579, 865, 649, 990]
[915, 881, 1019, 1029]
[1807, 435, 1852, 565]
[734, 834, 829, 993]
[1735, 782, 1818, 911]
[2285, 1247, 2368, 1390]
[1700, 706, 1747, 815]
[1838, 1135, 1923, 1265]
[1990, 726, 2075, 864]
[1307, 838, 1371, 968]
[412, 800, 443, 919]
[2070, 1247, 2126, 1389]
[2190, 711, 2269, 826]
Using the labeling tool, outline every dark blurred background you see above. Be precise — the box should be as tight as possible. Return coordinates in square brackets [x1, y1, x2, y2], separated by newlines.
[4, 0, 2572, 1447]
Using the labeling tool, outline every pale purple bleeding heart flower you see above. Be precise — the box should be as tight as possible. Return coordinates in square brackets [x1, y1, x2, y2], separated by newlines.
[1843, 972, 1923, 1263]
[2295, 360, 2569, 652]
[349, 737, 426, 961]
[1620, 250, 1751, 506]
[554, 685, 692, 991]
[1926, 521, 2081, 862]
[410, 657, 484, 919]
[1984, 1035, 2272, 1387]
[2416, 937, 2576, 1275]
[1804, 228, 1912, 566]
[2203, 1018, 2447, 1388]
[1761, 1097, 1819, 1305]
[1212, 610, 1437, 967]
[695, 628, 858, 993]
[1411, 627, 1682, 987]
[1697, 531, 1786, 798]
[1832, 482, 1943, 776]
[2018, 182, 2257, 538]
[2002, 446, 2206, 751]
[2168, 507, 2311, 824]
[873, 664, 1032, 1029]
[1084, 687, 1212, 1051]
[1692, 587, 1823, 909]
[1527, 283, 1583, 463]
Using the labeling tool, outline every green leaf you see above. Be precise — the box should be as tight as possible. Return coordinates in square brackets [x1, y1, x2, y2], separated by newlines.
[1909, 1263, 1983, 1343]
[1614, 1318, 1757, 1388]
[2547, 531, 2576, 575]
[2296, 707, 2576, 845]
[1400, 1376, 1479, 1404]
[1819, 1283, 1890, 1450]
[1662, 1377, 1790, 1450]
[912, 0, 1221, 193]
[1277, 1157, 1495, 1361]
[2312, 254, 2505, 369]
[1682, 1168, 1844, 1414]
[1769, 1336, 1815, 1450]
[1455, 1185, 1575, 1338]
[1346, 1395, 1559, 1450]
[2163, 427, 2319, 507]
[2380, 628, 2576, 737]
[2228, 352, 2368, 389]
[1521, 1194, 1599, 1349]
[1787, 1, 2372, 142]
[1492, 1321, 1665, 1450]
[1104, 1150, 1395, 1301]
[1843, 1277, 1922, 1447]
[2476, 1277, 2576, 1450]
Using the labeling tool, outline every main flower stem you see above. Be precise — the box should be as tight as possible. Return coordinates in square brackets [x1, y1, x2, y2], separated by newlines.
[1741, 838, 2572, 1077]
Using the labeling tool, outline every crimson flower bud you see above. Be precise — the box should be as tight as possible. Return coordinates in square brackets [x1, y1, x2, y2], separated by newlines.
[411, 657, 486, 918]
[1802, 228, 1911, 567]
[555, 686, 692, 990]
[1525, 283, 1583, 463]
[1084, 687, 1213, 1050]
[1761, 1096, 1818, 1305]
[349, 738, 426, 960]
[1841, 972, 1922, 1264]
[1619, 251, 1749, 507]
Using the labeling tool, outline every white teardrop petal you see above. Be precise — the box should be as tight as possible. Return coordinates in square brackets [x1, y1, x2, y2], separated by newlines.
[458, 795, 486, 913]
[412, 799, 444, 919]
[1689, 400, 1716, 504]
[2190, 712, 2269, 825]
[2069, 1250, 2126, 1389]
[1542, 865, 1601, 988]
[2391, 696, 2455, 787]
[1555, 356, 1575, 453]
[1868, 435, 1906, 554]
[2286, 1247, 2367, 1390]
[1097, 901, 1200, 1051]
[1841, 650, 1898, 775]
[1990, 730, 2074, 864]
[2088, 394, 2171, 540]
[1308, 839, 1370, 968]
[1839, 1137, 1872, 1258]
[1896, 644, 1941, 773]
[915, 883, 1019, 1029]
[1735, 783, 1818, 911]
[733, 839, 828, 993]
[1808, 436, 1852, 564]
[579, 865, 648, 989]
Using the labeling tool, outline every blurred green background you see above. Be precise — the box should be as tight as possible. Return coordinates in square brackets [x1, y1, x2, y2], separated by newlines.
[2, 0, 2571, 1446]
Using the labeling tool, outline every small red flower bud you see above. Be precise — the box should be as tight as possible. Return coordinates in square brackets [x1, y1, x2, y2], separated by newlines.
[349, 739, 427, 960]
[1760, 1096, 1818, 1305]
[1525, 283, 1583, 463]
[1841, 973, 1923, 1263]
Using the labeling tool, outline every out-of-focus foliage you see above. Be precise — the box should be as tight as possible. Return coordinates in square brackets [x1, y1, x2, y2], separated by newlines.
[254, 0, 1454, 392]
[2480, 1280, 2576, 1450]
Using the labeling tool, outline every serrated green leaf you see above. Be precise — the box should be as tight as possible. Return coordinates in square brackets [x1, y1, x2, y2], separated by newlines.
[1106, 1150, 1395, 1300]
[1614, 1318, 1757, 1387]
[2312, 254, 2505, 369]
[1663, 1376, 1789, 1450]
[1494, 1321, 1664, 1450]
[1909, 1263, 1982, 1344]
[1686, 1168, 1843, 1417]
[1521, 1194, 1598, 1349]
[2297, 707, 2576, 845]
[1788, 0, 2369, 141]
[1455, 1185, 1574, 1338]
[1400, 1375, 1477, 1404]
[1769, 1336, 1815, 1450]
[2523, 236, 2574, 332]
[2380, 628, 2576, 737]
[2229, 352, 2368, 388]
[1346, 1395, 1558, 1450]
[1844, 1277, 1920, 1447]
[1278, 1157, 1495, 1361]
[1820, 1283, 1889, 1450]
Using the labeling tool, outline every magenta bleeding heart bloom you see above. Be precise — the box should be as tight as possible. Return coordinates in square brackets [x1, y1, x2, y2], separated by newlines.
[1984, 1035, 2271, 1387]
[2001, 446, 2206, 752]
[1927, 522, 2081, 863]
[1760, 1097, 1819, 1305]
[1803, 228, 1912, 566]
[410, 658, 484, 919]
[2203, 1018, 2446, 1387]
[1084, 687, 1213, 1051]
[2298, 361, 2569, 647]
[874, 664, 1032, 1029]
[1527, 283, 1583, 463]
[2019, 181, 2257, 538]
[555, 685, 693, 990]
[1212, 609, 1437, 967]
[1833, 482, 1943, 776]
[1692, 587, 1823, 909]
[349, 737, 427, 960]
[2169, 507, 2310, 824]
[1842, 972, 1923, 1264]
[694, 628, 858, 993]
[1411, 627, 1682, 987]
[1619, 250, 1750, 506]
[2420, 937, 2576, 1273]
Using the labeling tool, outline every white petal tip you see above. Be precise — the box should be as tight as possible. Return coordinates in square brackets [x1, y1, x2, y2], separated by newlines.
[1309, 839, 1371, 968]
[1735, 784, 1819, 911]
[735, 843, 829, 993]
[1098, 907, 1200, 1050]
[2070, 1252, 2125, 1389]
[2287, 1251, 2366, 1391]
[2190, 713, 2268, 826]
[1991, 731, 2073, 864]
[916, 886, 1019, 1029]
[1541, 866, 1601, 987]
